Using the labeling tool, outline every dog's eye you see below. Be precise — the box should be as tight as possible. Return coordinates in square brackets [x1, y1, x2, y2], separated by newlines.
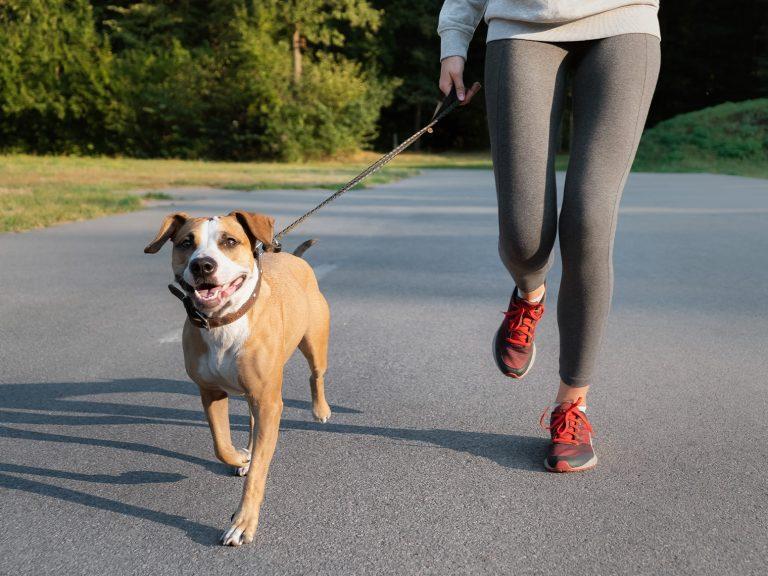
[178, 238, 193, 249]
[224, 237, 239, 248]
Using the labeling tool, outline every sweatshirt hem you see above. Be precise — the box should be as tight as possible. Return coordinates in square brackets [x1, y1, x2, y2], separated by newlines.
[486, 5, 660, 43]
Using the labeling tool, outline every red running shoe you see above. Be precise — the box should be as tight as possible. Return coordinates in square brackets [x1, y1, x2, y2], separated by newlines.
[493, 288, 545, 379]
[540, 397, 597, 473]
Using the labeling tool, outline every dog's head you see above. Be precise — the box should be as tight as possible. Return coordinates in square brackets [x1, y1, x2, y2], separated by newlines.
[144, 211, 275, 313]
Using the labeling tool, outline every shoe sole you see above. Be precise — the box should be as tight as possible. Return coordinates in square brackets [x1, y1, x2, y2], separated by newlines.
[543, 454, 598, 473]
[493, 328, 536, 380]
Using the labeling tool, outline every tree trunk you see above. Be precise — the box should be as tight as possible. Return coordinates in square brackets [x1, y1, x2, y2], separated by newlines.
[292, 24, 302, 85]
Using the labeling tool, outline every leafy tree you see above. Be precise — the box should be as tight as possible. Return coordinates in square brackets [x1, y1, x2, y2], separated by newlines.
[276, 0, 381, 85]
[0, 0, 114, 153]
[95, 1, 227, 157]
[251, 0, 395, 159]
[0, 0, 397, 159]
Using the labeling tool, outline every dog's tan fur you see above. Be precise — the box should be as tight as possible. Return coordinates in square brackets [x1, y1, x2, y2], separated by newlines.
[145, 211, 331, 546]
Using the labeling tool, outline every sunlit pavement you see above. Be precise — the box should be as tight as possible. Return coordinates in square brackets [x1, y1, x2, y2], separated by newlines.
[1, 170, 767, 575]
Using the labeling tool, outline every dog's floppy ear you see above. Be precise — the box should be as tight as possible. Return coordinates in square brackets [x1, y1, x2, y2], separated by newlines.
[144, 212, 190, 254]
[229, 211, 275, 253]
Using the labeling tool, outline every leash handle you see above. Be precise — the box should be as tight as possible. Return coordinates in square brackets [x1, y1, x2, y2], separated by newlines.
[273, 82, 482, 244]
[430, 86, 460, 123]
[430, 81, 482, 123]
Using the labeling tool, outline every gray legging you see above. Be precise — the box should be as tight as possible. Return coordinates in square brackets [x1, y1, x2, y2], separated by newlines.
[485, 33, 660, 386]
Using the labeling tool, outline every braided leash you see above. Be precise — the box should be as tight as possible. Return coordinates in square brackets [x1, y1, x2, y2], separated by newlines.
[271, 84, 480, 248]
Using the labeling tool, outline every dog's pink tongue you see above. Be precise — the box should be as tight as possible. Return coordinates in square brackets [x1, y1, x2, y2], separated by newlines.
[198, 287, 215, 298]
[221, 282, 238, 298]
[219, 277, 244, 299]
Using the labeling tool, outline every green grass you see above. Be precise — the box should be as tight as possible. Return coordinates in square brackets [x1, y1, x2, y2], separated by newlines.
[0, 151, 507, 233]
[142, 191, 173, 200]
[0, 153, 422, 233]
[0, 181, 145, 233]
[634, 98, 768, 178]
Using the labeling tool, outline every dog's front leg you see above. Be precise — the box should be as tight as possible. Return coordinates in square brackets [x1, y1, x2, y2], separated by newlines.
[199, 387, 250, 470]
[220, 392, 283, 546]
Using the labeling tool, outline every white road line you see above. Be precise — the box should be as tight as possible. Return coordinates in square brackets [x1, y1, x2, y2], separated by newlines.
[159, 330, 182, 344]
[312, 264, 338, 280]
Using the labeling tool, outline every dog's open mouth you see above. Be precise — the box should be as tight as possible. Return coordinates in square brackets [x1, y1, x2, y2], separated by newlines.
[193, 275, 246, 308]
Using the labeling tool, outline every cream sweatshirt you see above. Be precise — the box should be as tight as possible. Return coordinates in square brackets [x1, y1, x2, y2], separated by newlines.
[438, 1, 660, 60]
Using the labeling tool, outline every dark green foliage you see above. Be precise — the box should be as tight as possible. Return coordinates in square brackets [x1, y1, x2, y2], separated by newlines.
[0, 0, 114, 153]
[634, 99, 768, 176]
[260, 55, 397, 160]
[240, 1, 397, 161]
[0, 0, 394, 160]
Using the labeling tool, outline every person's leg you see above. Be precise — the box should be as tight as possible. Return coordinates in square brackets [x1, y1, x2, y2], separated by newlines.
[485, 38, 569, 378]
[557, 33, 661, 394]
[485, 39, 568, 293]
[544, 34, 660, 473]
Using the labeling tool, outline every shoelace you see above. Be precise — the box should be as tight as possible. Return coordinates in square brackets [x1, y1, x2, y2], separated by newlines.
[539, 397, 593, 445]
[503, 300, 543, 347]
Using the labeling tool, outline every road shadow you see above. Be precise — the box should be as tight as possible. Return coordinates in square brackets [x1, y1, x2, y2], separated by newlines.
[0, 462, 186, 485]
[0, 378, 545, 472]
[281, 418, 548, 472]
[0, 472, 219, 545]
[0, 378, 547, 544]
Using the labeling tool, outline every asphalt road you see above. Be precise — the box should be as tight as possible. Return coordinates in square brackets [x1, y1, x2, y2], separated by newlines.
[1, 169, 767, 575]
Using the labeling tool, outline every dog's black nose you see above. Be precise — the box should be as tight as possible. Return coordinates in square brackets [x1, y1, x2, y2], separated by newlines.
[190, 257, 217, 277]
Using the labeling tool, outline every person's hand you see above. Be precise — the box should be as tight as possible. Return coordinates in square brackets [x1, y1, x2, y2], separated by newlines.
[438, 56, 481, 105]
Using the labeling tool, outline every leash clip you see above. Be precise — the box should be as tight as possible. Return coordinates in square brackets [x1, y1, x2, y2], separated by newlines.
[255, 239, 281, 254]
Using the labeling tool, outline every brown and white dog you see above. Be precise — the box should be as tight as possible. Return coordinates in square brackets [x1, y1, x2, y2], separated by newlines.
[144, 210, 331, 546]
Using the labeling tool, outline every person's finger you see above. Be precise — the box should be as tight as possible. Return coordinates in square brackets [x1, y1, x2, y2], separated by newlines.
[439, 71, 453, 96]
[460, 81, 482, 106]
[450, 71, 466, 101]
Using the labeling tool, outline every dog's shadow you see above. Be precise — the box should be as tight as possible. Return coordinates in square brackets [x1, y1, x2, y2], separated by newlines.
[0, 378, 547, 544]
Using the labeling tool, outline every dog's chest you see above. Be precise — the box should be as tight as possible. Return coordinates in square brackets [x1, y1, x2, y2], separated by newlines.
[197, 317, 250, 394]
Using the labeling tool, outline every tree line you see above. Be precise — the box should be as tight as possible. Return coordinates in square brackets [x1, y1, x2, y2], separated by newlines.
[1, 1, 765, 160]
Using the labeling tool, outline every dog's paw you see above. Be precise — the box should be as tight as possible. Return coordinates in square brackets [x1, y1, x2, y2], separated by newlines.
[220, 511, 258, 547]
[220, 525, 247, 547]
[312, 403, 332, 423]
[234, 448, 251, 477]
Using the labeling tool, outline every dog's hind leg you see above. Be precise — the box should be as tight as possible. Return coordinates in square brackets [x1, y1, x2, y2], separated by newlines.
[298, 300, 332, 423]
[199, 387, 251, 471]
